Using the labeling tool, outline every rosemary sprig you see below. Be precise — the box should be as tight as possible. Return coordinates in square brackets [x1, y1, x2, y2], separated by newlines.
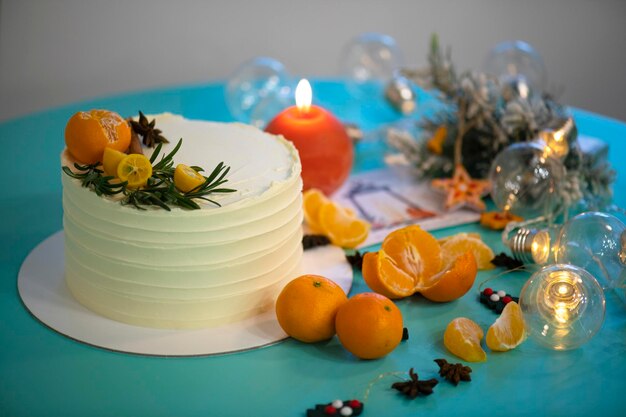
[62, 138, 236, 211]
[62, 164, 127, 196]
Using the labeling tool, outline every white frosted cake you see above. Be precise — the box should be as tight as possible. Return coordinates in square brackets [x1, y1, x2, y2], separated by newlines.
[61, 113, 303, 329]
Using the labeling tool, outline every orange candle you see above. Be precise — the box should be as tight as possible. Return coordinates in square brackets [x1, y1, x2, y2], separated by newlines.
[265, 79, 353, 196]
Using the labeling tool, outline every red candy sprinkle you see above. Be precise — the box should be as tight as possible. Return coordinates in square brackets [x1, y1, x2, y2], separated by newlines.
[348, 400, 361, 408]
[483, 288, 494, 296]
[502, 296, 513, 304]
[324, 405, 337, 415]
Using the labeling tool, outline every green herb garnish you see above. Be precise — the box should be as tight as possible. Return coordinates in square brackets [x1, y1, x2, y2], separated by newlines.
[62, 139, 236, 211]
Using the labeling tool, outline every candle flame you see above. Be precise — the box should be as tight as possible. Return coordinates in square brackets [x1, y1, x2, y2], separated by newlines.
[295, 79, 312, 114]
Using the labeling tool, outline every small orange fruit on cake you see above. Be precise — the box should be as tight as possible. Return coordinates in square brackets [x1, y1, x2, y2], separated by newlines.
[335, 292, 403, 359]
[65, 109, 131, 164]
[444, 317, 487, 362]
[486, 301, 527, 351]
[117, 154, 153, 189]
[318, 201, 370, 249]
[275, 274, 347, 343]
[421, 251, 478, 302]
[174, 164, 206, 193]
[440, 233, 495, 270]
[102, 147, 128, 177]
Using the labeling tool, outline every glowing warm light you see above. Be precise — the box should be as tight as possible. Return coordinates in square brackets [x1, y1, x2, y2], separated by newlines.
[531, 230, 551, 264]
[295, 79, 312, 114]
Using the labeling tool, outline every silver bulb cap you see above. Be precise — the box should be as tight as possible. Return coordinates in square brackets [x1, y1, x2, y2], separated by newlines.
[509, 227, 541, 264]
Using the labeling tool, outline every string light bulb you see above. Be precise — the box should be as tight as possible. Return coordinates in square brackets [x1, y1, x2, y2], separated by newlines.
[506, 212, 626, 293]
[519, 264, 605, 350]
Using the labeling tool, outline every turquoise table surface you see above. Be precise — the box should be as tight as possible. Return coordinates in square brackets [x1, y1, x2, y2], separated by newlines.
[1, 80, 625, 417]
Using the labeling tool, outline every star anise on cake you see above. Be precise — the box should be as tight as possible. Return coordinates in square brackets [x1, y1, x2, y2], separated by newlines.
[391, 368, 438, 398]
[130, 111, 169, 147]
[434, 359, 472, 385]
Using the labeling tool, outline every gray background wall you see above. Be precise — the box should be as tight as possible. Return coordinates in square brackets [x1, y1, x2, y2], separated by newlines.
[1, 0, 625, 122]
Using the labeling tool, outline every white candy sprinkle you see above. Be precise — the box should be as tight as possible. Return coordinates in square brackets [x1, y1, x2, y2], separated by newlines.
[340, 406, 353, 416]
[490, 294, 500, 302]
[497, 290, 507, 298]
[332, 400, 344, 409]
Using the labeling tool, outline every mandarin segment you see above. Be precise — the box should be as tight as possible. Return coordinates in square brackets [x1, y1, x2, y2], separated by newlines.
[381, 225, 443, 292]
[318, 201, 370, 249]
[335, 292, 403, 359]
[361, 251, 415, 299]
[275, 275, 348, 343]
[303, 188, 330, 233]
[65, 109, 131, 164]
[444, 317, 487, 362]
[420, 251, 478, 302]
[486, 301, 527, 351]
[440, 234, 495, 270]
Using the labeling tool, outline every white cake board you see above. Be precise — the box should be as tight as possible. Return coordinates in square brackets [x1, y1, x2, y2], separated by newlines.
[17, 231, 354, 357]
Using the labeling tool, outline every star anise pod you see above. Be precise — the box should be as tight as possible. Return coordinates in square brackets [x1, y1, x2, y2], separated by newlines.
[434, 359, 472, 385]
[130, 111, 169, 147]
[391, 368, 438, 398]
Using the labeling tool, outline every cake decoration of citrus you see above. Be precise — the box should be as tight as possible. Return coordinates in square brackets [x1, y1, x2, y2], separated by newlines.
[116, 154, 153, 189]
[275, 275, 347, 343]
[65, 109, 131, 164]
[174, 164, 206, 193]
[335, 292, 403, 359]
[302, 188, 369, 249]
[420, 251, 478, 302]
[486, 301, 527, 351]
[102, 147, 127, 177]
[443, 317, 487, 362]
[62, 112, 237, 210]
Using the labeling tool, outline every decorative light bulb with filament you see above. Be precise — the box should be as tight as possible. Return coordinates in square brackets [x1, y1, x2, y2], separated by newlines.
[519, 264, 605, 350]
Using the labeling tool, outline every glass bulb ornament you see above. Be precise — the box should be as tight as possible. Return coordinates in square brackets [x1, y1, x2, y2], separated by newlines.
[519, 264, 606, 350]
[489, 141, 566, 220]
[509, 212, 626, 292]
[339, 32, 403, 100]
[483, 40, 547, 97]
[225, 57, 293, 128]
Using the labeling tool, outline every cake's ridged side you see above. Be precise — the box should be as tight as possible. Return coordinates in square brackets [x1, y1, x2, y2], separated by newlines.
[62, 117, 303, 329]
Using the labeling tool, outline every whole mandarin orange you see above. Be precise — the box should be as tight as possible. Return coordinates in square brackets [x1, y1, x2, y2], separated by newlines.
[275, 275, 347, 343]
[65, 109, 131, 164]
[335, 292, 403, 359]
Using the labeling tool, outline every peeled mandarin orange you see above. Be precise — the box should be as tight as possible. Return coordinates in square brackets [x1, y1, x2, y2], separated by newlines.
[335, 292, 403, 359]
[486, 301, 527, 351]
[275, 275, 347, 343]
[318, 201, 370, 249]
[380, 225, 443, 292]
[361, 251, 416, 299]
[303, 188, 330, 232]
[440, 234, 495, 270]
[444, 317, 487, 362]
[117, 154, 152, 189]
[102, 147, 127, 177]
[437, 232, 481, 246]
[174, 164, 205, 193]
[420, 251, 478, 302]
[65, 109, 131, 164]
